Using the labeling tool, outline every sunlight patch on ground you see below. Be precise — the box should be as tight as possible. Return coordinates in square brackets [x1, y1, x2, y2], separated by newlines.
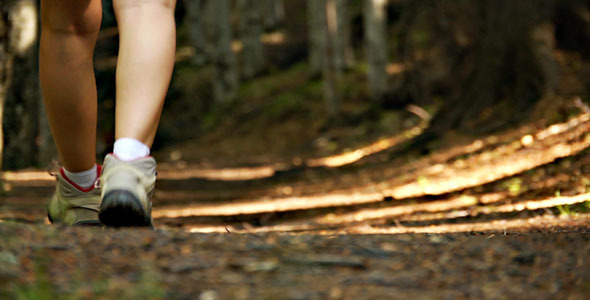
[306, 124, 426, 168]
[153, 113, 590, 223]
[264, 194, 505, 230]
[0, 171, 53, 182]
[340, 214, 590, 235]
[536, 113, 590, 140]
[152, 191, 384, 218]
[157, 124, 427, 180]
[212, 214, 590, 234]
[227, 214, 590, 234]
[184, 225, 231, 233]
[384, 120, 590, 199]
[403, 193, 590, 222]
[157, 165, 276, 181]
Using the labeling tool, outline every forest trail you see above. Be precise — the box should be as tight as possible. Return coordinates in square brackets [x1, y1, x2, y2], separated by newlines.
[1, 111, 590, 299]
[2, 110, 590, 233]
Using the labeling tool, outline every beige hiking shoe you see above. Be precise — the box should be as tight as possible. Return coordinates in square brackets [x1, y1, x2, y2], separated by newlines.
[98, 154, 156, 227]
[47, 167, 102, 226]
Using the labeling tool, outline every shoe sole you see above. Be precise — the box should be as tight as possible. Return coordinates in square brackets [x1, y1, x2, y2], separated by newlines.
[47, 211, 101, 226]
[99, 190, 152, 227]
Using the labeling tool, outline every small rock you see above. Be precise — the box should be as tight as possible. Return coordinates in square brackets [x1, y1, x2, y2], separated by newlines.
[199, 290, 218, 300]
[429, 235, 445, 244]
[244, 259, 279, 272]
[513, 252, 536, 265]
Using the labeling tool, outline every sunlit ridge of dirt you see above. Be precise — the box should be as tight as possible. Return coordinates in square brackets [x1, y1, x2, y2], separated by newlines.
[2, 112, 590, 232]
[306, 123, 426, 168]
[383, 120, 590, 199]
[152, 190, 385, 218]
[272, 192, 590, 230]
[152, 119, 590, 219]
[340, 214, 590, 235]
[182, 214, 590, 234]
[2, 113, 587, 184]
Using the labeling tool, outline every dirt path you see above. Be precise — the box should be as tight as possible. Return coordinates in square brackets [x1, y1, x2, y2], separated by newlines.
[0, 223, 588, 300]
[1, 113, 590, 299]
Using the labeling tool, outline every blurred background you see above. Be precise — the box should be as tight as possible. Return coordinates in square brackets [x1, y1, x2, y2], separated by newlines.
[0, 0, 589, 170]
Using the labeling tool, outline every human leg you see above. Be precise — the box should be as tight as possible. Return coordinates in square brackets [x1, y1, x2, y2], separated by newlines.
[39, 0, 102, 172]
[99, 0, 177, 227]
[112, 0, 177, 146]
[40, 0, 103, 225]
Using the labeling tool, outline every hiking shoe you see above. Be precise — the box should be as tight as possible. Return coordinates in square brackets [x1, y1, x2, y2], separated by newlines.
[47, 167, 102, 226]
[98, 154, 156, 227]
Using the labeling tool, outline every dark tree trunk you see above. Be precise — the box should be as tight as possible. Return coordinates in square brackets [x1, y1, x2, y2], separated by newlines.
[364, 0, 388, 103]
[204, 0, 238, 104]
[0, 2, 14, 172]
[335, 0, 354, 69]
[323, 0, 341, 116]
[2, 0, 41, 169]
[429, 0, 553, 134]
[183, 0, 208, 66]
[391, 0, 556, 144]
[238, 0, 265, 79]
[262, 0, 284, 32]
[381, 0, 559, 157]
[307, 0, 326, 76]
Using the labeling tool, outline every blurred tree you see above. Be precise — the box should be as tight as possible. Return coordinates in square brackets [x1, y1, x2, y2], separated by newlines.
[262, 0, 284, 32]
[335, 0, 354, 70]
[385, 0, 562, 154]
[308, 0, 356, 116]
[183, 0, 208, 66]
[426, 0, 555, 134]
[307, 0, 326, 76]
[204, 0, 238, 103]
[0, 0, 46, 170]
[238, 0, 265, 79]
[554, 0, 590, 58]
[308, 0, 353, 77]
[323, 0, 341, 116]
[364, 0, 388, 103]
[0, 2, 14, 172]
[3, 0, 40, 169]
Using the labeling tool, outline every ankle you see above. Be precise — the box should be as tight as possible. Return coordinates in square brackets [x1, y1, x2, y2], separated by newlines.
[62, 164, 100, 190]
[113, 138, 151, 161]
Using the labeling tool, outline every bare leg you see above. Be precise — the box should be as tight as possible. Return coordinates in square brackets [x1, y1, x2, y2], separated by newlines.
[112, 0, 177, 147]
[39, 0, 102, 172]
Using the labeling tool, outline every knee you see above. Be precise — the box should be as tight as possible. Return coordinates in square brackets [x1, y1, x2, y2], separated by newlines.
[113, 0, 176, 12]
[41, 0, 102, 36]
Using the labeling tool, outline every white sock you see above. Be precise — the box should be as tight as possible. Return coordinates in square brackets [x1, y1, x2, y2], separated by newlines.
[113, 138, 151, 161]
[63, 165, 98, 189]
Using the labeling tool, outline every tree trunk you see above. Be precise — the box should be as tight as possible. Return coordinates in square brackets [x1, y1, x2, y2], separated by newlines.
[238, 0, 265, 79]
[183, 0, 208, 66]
[262, 0, 284, 31]
[307, 0, 326, 76]
[1, 0, 40, 171]
[364, 0, 388, 103]
[3, 0, 40, 169]
[384, 0, 557, 157]
[323, 0, 341, 116]
[204, 0, 238, 104]
[335, 0, 354, 70]
[0, 2, 14, 172]
[428, 0, 553, 134]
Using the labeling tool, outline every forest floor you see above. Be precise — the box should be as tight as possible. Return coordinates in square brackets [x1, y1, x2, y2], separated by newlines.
[2, 34, 590, 297]
[1, 103, 590, 299]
